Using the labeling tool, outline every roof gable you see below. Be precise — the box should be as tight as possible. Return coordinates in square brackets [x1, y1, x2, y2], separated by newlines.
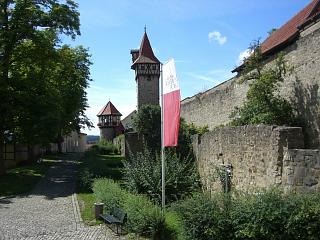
[97, 101, 122, 116]
[261, 0, 320, 54]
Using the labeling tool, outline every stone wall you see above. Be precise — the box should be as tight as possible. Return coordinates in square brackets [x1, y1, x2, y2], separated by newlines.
[181, 25, 320, 148]
[99, 127, 115, 142]
[114, 132, 147, 159]
[137, 74, 160, 109]
[283, 149, 320, 192]
[192, 125, 305, 193]
[181, 77, 249, 129]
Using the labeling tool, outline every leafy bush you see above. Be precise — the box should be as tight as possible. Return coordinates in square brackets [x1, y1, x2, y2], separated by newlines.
[164, 211, 187, 240]
[173, 119, 208, 161]
[90, 139, 118, 155]
[78, 168, 95, 192]
[123, 193, 167, 238]
[230, 41, 297, 126]
[92, 178, 173, 239]
[92, 178, 125, 209]
[286, 192, 320, 240]
[231, 189, 294, 239]
[171, 193, 231, 240]
[123, 147, 200, 204]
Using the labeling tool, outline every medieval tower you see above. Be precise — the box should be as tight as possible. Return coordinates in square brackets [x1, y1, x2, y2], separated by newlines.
[97, 101, 124, 141]
[130, 31, 161, 109]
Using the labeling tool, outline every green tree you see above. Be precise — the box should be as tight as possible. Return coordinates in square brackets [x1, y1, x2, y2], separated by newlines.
[134, 104, 161, 151]
[230, 41, 297, 126]
[11, 33, 92, 151]
[0, 0, 80, 174]
[133, 104, 208, 158]
[52, 45, 92, 152]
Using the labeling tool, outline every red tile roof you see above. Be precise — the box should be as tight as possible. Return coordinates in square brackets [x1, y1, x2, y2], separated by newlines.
[97, 101, 122, 116]
[131, 32, 160, 69]
[261, 0, 320, 54]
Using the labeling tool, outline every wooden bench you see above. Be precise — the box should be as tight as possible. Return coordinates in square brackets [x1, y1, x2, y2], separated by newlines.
[100, 207, 127, 235]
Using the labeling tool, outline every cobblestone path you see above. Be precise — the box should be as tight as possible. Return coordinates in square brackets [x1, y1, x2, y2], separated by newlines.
[0, 154, 125, 240]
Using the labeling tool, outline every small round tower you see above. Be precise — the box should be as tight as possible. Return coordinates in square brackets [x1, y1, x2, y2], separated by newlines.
[97, 101, 123, 141]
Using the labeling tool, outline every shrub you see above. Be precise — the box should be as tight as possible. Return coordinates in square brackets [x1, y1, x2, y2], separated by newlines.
[92, 178, 125, 209]
[171, 193, 231, 240]
[92, 178, 173, 239]
[164, 211, 187, 240]
[286, 192, 320, 240]
[230, 41, 297, 126]
[123, 147, 200, 204]
[123, 193, 167, 238]
[89, 140, 118, 155]
[231, 189, 293, 240]
[78, 168, 95, 192]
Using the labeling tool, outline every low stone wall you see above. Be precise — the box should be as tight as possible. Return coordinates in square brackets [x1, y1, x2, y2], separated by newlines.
[123, 132, 144, 158]
[192, 125, 305, 193]
[283, 149, 320, 192]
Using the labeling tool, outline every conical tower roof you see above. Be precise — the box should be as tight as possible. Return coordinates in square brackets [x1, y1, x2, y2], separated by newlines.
[131, 31, 160, 69]
[97, 101, 122, 117]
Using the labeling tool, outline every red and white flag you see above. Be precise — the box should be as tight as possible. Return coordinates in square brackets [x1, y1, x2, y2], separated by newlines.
[162, 59, 180, 147]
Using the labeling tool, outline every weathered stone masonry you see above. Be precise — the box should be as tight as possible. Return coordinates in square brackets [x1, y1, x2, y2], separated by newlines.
[182, 26, 320, 149]
[193, 125, 320, 193]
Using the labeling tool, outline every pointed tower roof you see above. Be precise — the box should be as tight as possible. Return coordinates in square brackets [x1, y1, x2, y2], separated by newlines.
[131, 31, 160, 69]
[97, 101, 122, 117]
[261, 0, 320, 54]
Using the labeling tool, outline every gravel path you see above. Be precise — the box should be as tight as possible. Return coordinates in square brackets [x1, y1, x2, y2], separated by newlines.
[0, 154, 125, 240]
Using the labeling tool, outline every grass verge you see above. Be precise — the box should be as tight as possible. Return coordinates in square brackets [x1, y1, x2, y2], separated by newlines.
[76, 148, 124, 224]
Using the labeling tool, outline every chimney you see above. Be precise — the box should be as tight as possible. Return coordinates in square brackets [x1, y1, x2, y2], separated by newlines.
[130, 49, 139, 63]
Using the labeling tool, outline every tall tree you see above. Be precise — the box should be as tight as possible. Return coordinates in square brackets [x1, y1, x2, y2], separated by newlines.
[0, 0, 80, 175]
[53, 45, 92, 152]
[11, 31, 92, 152]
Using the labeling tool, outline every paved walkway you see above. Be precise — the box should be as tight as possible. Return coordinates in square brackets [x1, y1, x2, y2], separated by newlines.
[0, 154, 125, 240]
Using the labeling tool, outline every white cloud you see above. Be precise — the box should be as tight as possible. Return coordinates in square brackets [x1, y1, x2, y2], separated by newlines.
[208, 31, 227, 45]
[237, 48, 252, 64]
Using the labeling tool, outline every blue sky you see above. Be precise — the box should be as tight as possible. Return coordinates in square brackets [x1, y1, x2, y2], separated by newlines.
[66, 0, 311, 135]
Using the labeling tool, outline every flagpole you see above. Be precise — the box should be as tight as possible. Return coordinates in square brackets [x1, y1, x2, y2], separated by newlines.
[160, 63, 165, 209]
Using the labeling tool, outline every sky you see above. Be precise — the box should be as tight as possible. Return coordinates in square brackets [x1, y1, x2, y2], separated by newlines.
[65, 0, 312, 135]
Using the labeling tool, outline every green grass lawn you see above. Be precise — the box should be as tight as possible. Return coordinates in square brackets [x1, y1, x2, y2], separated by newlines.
[76, 149, 124, 224]
[0, 155, 60, 197]
[77, 192, 100, 225]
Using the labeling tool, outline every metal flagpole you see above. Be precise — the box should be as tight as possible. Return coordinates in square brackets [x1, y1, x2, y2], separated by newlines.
[160, 63, 165, 209]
